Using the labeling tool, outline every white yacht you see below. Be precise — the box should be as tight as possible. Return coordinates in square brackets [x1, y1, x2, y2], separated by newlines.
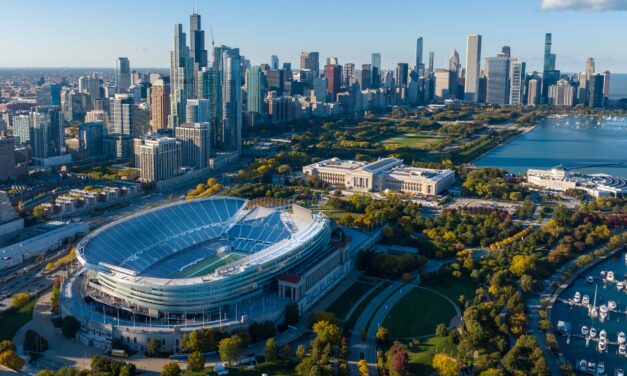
[617, 368, 624, 376]
[617, 281, 625, 291]
[590, 327, 598, 338]
[618, 331, 626, 344]
[619, 344, 626, 355]
[598, 339, 607, 352]
[582, 295, 590, 306]
[608, 301, 617, 311]
[578, 359, 587, 371]
[581, 325, 589, 336]
[599, 305, 608, 320]
[599, 329, 607, 341]
[590, 306, 599, 318]
[607, 271, 615, 283]
[624, 253, 627, 263]
[574, 291, 581, 303]
[601, 271, 606, 278]
[587, 361, 597, 373]
[597, 361, 605, 375]
[587, 275, 594, 284]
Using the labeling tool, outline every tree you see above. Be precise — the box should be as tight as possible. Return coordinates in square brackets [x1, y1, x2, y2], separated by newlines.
[11, 292, 30, 308]
[145, 338, 161, 357]
[312, 320, 341, 345]
[376, 326, 389, 345]
[33, 205, 47, 218]
[61, 316, 81, 339]
[187, 351, 205, 372]
[435, 323, 448, 337]
[282, 344, 291, 359]
[432, 353, 460, 376]
[0, 349, 24, 370]
[119, 365, 133, 376]
[265, 337, 279, 361]
[390, 347, 409, 376]
[295, 344, 306, 360]
[161, 362, 182, 376]
[218, 335, 241, 364]
[0, 340, 16, 353]
[358, 359, 369, 376]
[50, 278, 61, 314]
[284, 302, 300, 325]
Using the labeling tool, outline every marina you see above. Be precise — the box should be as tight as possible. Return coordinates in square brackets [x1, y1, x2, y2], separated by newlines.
[551, 251, 627, 375]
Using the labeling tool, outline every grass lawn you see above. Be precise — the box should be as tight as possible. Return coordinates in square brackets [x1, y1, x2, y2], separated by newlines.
[0, 298, 37, 340]
[184, 360, 296, 376]
[326, 280, 375, 320]
[425, 275, 477, 309]
[379, 133, 443, 149]
[346, 281, 390, 330]
[383, 288, 456, 338]
[406, 336, 458, 376]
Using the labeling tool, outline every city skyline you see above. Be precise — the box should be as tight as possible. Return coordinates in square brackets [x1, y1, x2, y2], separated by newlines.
[1, 0, 626, 72]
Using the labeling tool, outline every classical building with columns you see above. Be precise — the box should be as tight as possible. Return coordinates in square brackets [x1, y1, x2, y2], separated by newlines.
[303, 157, 455, 196]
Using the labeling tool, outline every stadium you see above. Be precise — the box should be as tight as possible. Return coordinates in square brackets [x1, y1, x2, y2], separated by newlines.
[62, 196, 356, 350]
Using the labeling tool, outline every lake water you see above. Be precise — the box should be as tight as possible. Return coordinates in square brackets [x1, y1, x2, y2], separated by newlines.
[475, 115, 627, 177]
[551, 251, 627, 374]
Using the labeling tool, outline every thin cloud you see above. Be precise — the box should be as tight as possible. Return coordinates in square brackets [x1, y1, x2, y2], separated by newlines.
[541, 0, 627, 11]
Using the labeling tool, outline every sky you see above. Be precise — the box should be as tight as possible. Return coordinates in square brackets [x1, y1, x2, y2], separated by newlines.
[1, 0, 626, 73]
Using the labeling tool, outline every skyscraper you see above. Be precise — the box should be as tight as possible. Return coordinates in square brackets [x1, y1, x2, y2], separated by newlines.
[185, 99, 210, 124]
[151, 79, 170, 132]
[169, 24, 194, 128]
[29, 107, 64, 160]
[220, 47, 242, 153]
[0, 137, 16, 180]
[111, 94, 135, 136]
[449, 50, 461, 73]
[527, 79, 540, 105]
[548, 79, 575, 106]
[509, 59, 525, 105]
[190, 12, 208, 72]
[415, 37, 424, 75]
[271, 55, 279, 70]
[313, 77, 328, 103]
[79, 121, 104, 157]
[247, 66, 267, 114]
[175, 122, 210, 168]
[324, 64, 342, 101]
[136, 135, 181, 182]
[588, 73, 605, 108]
[501, 46, 511, 59]
[586, 57, 595, 78]
[116, 57, 131, 92]
[428, 52, 434, 76]
[464, 34, 482, 102]
[543, 33, 556, 72]
[300, 52, 320, 76]
[396, 63, 409, 88]
[485, 55, 510, 105]
[371, 53, 381, 70]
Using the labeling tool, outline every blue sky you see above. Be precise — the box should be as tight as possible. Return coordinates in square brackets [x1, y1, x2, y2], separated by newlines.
[1, 0, 626, 73]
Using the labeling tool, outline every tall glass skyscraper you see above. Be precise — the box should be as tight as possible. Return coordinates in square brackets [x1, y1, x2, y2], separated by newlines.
[190, 12, 208, 71]
[220, 48, 242, 154]
[415, 37, 424, 75]
[247, 66, 267, 114]
[169, 24, 194, 128]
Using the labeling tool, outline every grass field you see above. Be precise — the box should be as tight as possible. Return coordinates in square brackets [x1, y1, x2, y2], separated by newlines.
[405, 336, 458, 376]
[345, 281, 390, 330]
[173, 252, 245, 278]
[425, 275, 477, 309]
[383, 288, 457, 338]
[326, 280, 375, 320]
[0, 298, 37, 340]
[379, 133, 443, 149]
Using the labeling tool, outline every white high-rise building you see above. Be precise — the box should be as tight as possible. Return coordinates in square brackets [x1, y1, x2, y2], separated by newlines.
[548, 79, 575, 107]
[464, 34, 482, 102]
[135, 136, 181, 182]
[175, 122, 210, 169]
[485, 55, 510, 105]
[509, 59, 524, 105]
[111, 94, 135, 136]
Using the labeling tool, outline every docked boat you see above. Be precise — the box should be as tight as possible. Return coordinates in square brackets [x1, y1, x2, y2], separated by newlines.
[624, 253, 627, 263]
[608, 301, 617, 310]
[578, 359, 587, 371]
[573, 291, 581, 303]
[582, 295, 590, 306]
[601, 271, 606, 278]
[618, 368, 624, 376]
[590, 307, 598, 318]
[599, 305, 608, 320]
[587, 275, 594, 284]
[607, 271, 615, 283]
[618, 281, 625, 290]
[618, 331, 626, 344]
[590, 327, 598, 338]
[599, 329, 607, 341]
[619, 344, 626, 355]
[587, 360, 596, 373]
[581, 325, 589, 336]
[597, 361, 605, 374]
[598, 339, 606, 352]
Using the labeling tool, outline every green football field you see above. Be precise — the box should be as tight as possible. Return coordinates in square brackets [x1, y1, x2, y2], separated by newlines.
[172, 251, 246, 278]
